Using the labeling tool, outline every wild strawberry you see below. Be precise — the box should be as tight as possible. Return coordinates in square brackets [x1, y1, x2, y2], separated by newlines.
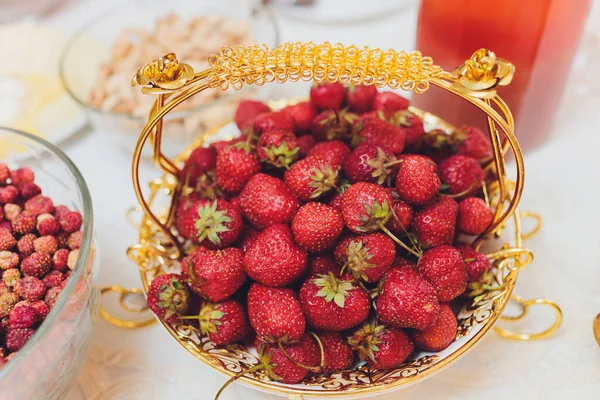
[311, 109, 357, 142]
[179, 147, 217, 188]
[29, 299, 50, 321]
[21, 252, 52, 278]
[253, 110, 296, 135]
[3, 268, 21, 287]
[54, 205, 70, 220]
[147, 273, 191, 323]
[10, 167, 34, 184]
[0, 229, 16, 251]
[17, 182, 41, 200]
[347, 85, 377, 113]
[291, 203, 344, 253]
[307, 255, 341, 276]
[348, 320, 414, 369]
[259, 333, 320, 384]
[36, 214, 60, 236]
[6, 328, 35, 352]
[0, 163, 8, 185]
[315, 331, 354, 373]
[413, 303, 457, 351]
[307, 140, 350, 169]
[352, 117, 405, 155]
[240, 173, 300, 229]
[56, 231, 70, 249]
[452, 126, 492, 161]
[243, 224, 307, 287]
[296, 134, 316, 157]
[386, 196, 414, 235]
[177, 199, 242, 249]
[0, 281, 8, 296]
[234, 100, 270, 132]
[42, 270, 64, 288]
[456, 243, 490, 282]
[282, 101, 316, 134]
[389, 109, 425, 146]
[192, 299, 249, 345]
[45, 286, 62, 308]
[457, 197, 493, 235]
[395, 154, 440, 205]
[343, 143, 396, 185]
[284, 156, 339, 201]
[0, 292, 19, 317]
[0, 251, 18, 270]
[310, 82, 346, 111]
[334, 233, 395, 282]
[0, 186, 19, 205]
[299, 272, 370, 331]
[247, 283, 306, 343]
[215, 144, 261, 194]
[438, 155, 484, 196]
[3, 203, 20, 221]
[376, 267, 439, 330]
[67, 231, 82, 250]
[417, 245, 468, 302]
[8, 305, 37, 329]
[257, 129, 300, 169]
[14, 276, 46, 301]
[412, 197, 458, 248]
[24, 195, 54, 217]
[373, 91, 409, 113]
[52, 248, 69, 272]
[11, 210, 35, 234]
[183, 247, 246, 302]
[67, 249, 79, 270]
[340, 182, 393, 234]
[58, 211, 83, 233]
[0, 221, 12, 233]
[33, 236, 58, 255]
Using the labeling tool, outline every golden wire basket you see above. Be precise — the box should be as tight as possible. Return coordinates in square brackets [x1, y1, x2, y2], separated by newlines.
[110, 42, 562, 399]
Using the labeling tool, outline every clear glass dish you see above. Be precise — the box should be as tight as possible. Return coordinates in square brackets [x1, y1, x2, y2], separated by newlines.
[0, 127, 98, 400]
[59, 0, 280, 159]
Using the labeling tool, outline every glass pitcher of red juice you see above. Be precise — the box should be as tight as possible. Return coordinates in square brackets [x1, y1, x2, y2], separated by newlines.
[414, 0, 591, 151]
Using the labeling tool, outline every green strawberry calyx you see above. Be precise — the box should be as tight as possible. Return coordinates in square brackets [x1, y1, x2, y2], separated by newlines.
[197, 302, 225, 335]
[314, 272, 356, 308]
[348, 320, 385, 362]
[156, 276, 190, 321]
[308, 163, 339, 199]
[356, 200, 391, 233]
[366, 147, 397, 186]
[261, 143, 300, 169]
[195, 200, 232, 246]
[344, 240, 376, 281]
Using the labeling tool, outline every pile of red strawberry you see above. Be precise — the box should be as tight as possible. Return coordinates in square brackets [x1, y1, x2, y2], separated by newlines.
[148, 83, 495, 386]
[0, 164, 83, 366]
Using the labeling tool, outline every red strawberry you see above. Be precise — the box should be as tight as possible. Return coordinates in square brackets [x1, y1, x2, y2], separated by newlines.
[147, 273, 191, 323]
[24, 195, 54, 217]
[412, 197, 458, 248]
[210, 135, 248, 154]
[348, 320, 414, 369]
[18, 182, 41, 200]
[456, 243, 490, 282]
[177, 199, 242, 249]
[215, 144, 260, 194]
[3, 204, 20, 221]
[282, 101, 316, 134]
[389, 110, 425, 146]
[240, 173, 300, 229]
[376, 267, 439, 330]
[183, 247, 246, 302]
[284, 156, 339, 201]
[6, 328, 35, 352]
[247, 283, 306, 343]
[340, 182, 393, 234]
[347, 85, 377, 113]
[11, 211, 36, 235]
[299, 272, 370, 331]
[386, 196, 414, 235]
[179, 147, 217, 188]
[234, 100, 270, 132]
[438, 155, 484, 196]
[42, 270, 64, 288]
[259, 333, 319, 383]
[413, 303, 457, 351]
[194, 299, 249, 345]
[21, 252, 51, 278]
[8, 305, 37, 329]
[291, 203, 344, 253]
[315, 331, 354, 373]
[343, 143, 396, 185]
[0, 186, 19, 205]
[36, 214, 60, 236]
[310, 109, 358, 142]
[453, 126, 492, 161]
[239, 226, 259, 253]
[0, 229, 16, 251]
[394, 154, 440, 205]
[34, 236, 58, 255]
[307, 255, 341, 276]
[52, 249, 69, 271]
[243, 224, 307, 287]
[334, 233, 395, 283]
[310, 82, 346, 111]
[307, 140, 350, 169]
[253, 111, 296, 135]
[417, 245, 468, 301]
[326, 178, 351, 211]
[352, 117, 405, 154]
[296, 135, 316, 157]
[393, 257, 416, 269]
[9, 167, 34, 184]
[373, 91, 409, 113]
[457, 197, 493, 235]
[257, 129, 300, 169]
[58, 211, 82, 233]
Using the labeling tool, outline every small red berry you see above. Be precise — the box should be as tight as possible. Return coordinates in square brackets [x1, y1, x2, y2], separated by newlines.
[52, 249, 69, 271]
[6, 328, 35, 352]
[8, 305, 37, 329]
[234, 100, 271, 132]
[310, 82, 346, 111]
[42, 270, 64, 288]
[34, 236, 58, 255]
[24, 195, 54, 217]
[9, 167, 35, 184]
[373, 91, 409, 113]
[0, 251, 18, 270]
[58, 211, 83, 233]
[21, 252, 52, 278]
[14, 276, 46, 301]
[36, 214, 60, 236]
[0, 186, 19, 205]
[17, 182, 41, 200]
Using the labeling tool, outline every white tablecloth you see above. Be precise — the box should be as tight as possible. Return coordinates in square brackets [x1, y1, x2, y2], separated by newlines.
[37, 0, 600, 398]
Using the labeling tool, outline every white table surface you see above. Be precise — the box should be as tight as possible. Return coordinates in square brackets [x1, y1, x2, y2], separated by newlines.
[30, 0, 600, 398]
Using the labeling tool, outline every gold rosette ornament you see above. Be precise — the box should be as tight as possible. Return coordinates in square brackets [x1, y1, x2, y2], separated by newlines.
[132, 53, 195, 94]
[452, 48, 515, 96]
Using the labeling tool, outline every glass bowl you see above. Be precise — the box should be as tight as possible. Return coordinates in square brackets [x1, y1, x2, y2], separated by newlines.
[0, 127, 98, 400]
[59, 0, 280, 159]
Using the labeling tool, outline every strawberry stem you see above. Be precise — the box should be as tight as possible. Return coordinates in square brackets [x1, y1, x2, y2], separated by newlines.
[439, 176, 480, 198]
[309, 331, 326, 369]
[377, 222, 422, 258]
[383, 159, 404, 168]
[214, 364, 264, 400]
[277, 342, 320, 373]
